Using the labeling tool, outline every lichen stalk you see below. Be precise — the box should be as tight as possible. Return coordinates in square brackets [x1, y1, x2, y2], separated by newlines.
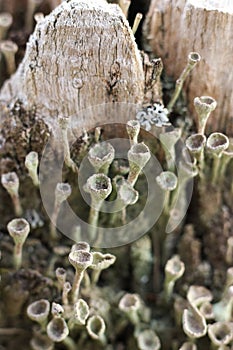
[25, 151, 39, 187]
[84, 174, 112, 243]
[68, 250, 93, 304]
[88, 205, 100, 231]
[88, 141, 115, 175]
[119, 0, 131, 17]
[11, 192, 22, 217]
[72, 270, 84, 302]
[50, 183, 71, 239]
[62, 282, 71, 306]
[0, 40, 18, 75]
[126, 120, 140, 146]
[25, 0, 43, 32]
[13, 242, 23, 270]
[0, 12, 13, 40]
[58, 116, 78, 172]
[7, 218, 30, 269]
[185, 133, 206, 176]
[132, 13, 143, 35]
[62, 336, 76, 350]
[1, 172, 23, 216]
[167, 52, 201, 113]
[212, 156, 221, 186]
[127, 143, 151, 187]
[194, 96, 217, 135]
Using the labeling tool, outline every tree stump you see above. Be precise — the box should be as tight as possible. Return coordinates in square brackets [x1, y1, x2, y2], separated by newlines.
[0, 0, 145, 132]
[145, 0, 233, 134]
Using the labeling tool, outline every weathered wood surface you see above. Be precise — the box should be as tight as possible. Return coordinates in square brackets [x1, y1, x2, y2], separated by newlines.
[0, 0, 145, 133]
[145, 0, 233, 134]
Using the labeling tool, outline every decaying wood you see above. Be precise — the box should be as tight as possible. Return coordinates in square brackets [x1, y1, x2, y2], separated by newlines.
[0, 0, 146, 134]
[145, 0, 233, 134]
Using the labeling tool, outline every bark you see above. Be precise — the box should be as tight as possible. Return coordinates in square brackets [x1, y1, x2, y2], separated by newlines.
[145, 0, 233, 134]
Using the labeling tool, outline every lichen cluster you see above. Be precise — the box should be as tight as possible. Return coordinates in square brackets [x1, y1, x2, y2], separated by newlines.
[0, 1, 233, 350]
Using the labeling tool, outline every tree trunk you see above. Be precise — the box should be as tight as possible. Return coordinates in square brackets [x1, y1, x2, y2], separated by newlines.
[145, 0, 233, 134]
